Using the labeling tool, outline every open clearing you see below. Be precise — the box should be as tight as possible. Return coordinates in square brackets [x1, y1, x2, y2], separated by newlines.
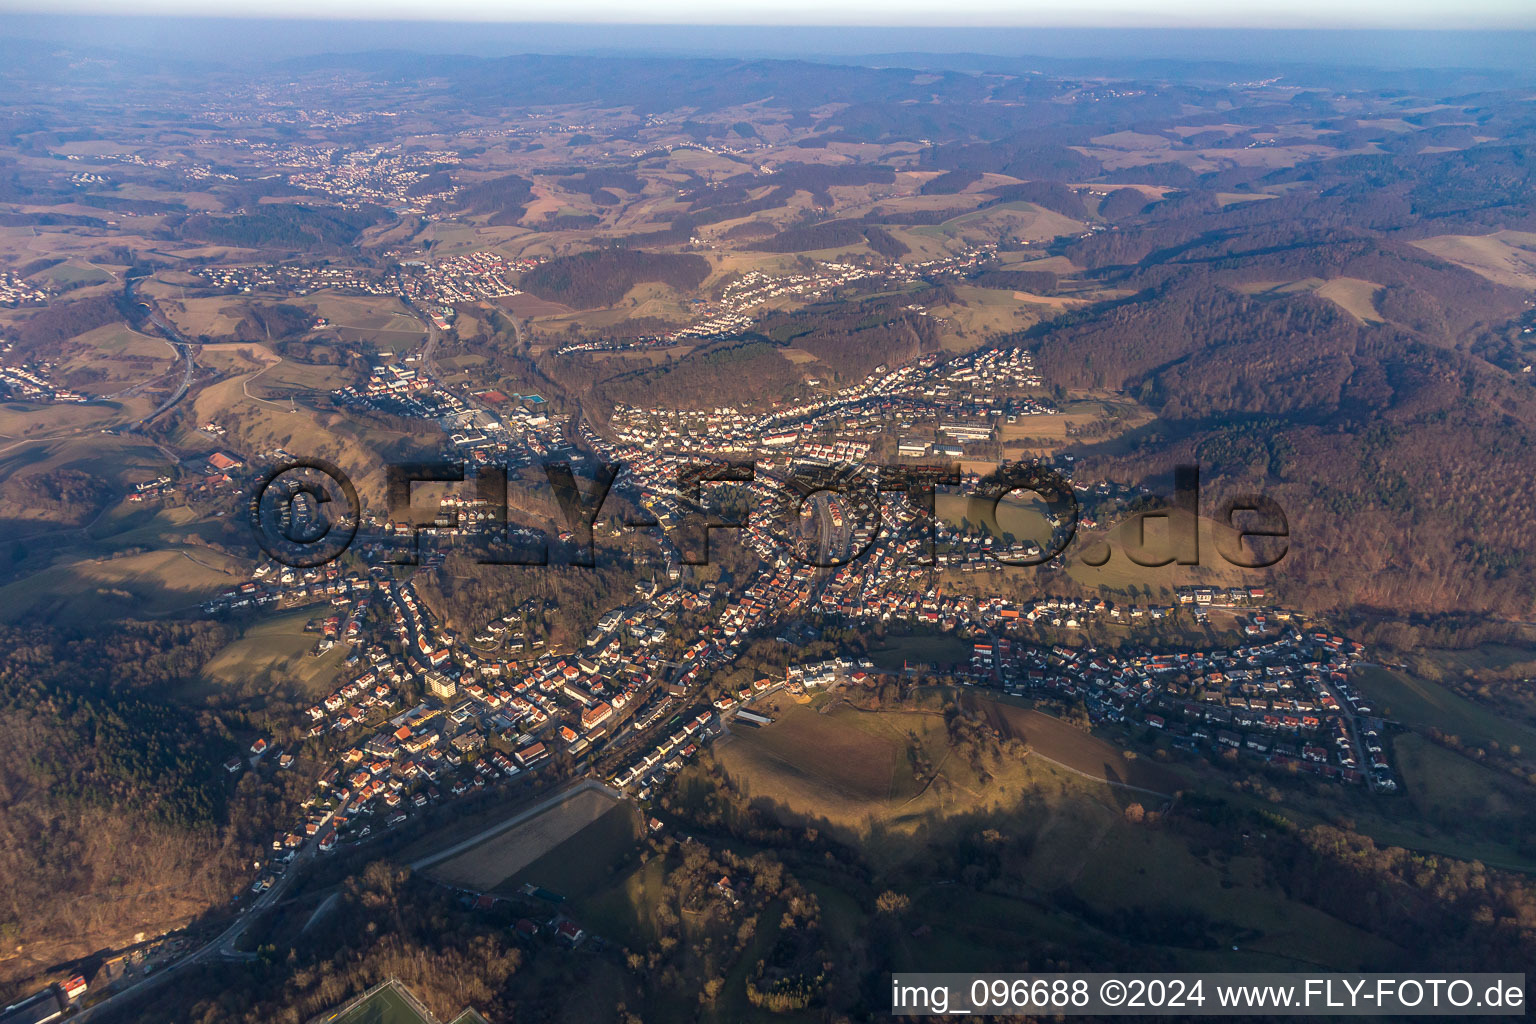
[196, 606, 351, 701]
[1237, 277, 1385, 323]
[1392, 733, 1526, 824]
[1411, 231, 1536, 290]
[489, 800, 640, 898]
[427, 786, 622, 890]
[719, 701, 908, 805]
[1355, 665, 1536, 753]
[867, 631, 974, 670]
[935, 490, 1054, 548]
[1065, 509, 1265, 596]
[0, 546, 246, 624]
[713, 694, 1175, 850]
[1314, 278, 1386, 323]
[967, 697, 1181, 795]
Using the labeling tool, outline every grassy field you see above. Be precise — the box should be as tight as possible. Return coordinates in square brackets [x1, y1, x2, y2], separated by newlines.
[1314, 278, 1385, 323]
[153, 294, 248, 339]
[430, 786, 623, 891]
[1411, 231, 1536, 290]
[1065, 509, 1265, 597]
[1237, 277, 1385, 324]
[1354, 665, 1536, 753]
[934, 489, 1055, 547]
[1064, 819, 1403, 970]
[0, 545, 247, 624]
[711, 695, 1179, 869]
[708, 695, 1404, 972]
[969, 697, 1182, 794]
[573, 849, 668, 952]
[60, 323, 177, 395]
[195, 606, 351, 702]
[308, 293, 427, 349]
[720, 701, 915, 805]
[0, 397, 140, 441]
[1403, 642, 1536, 686]
[1391, 733, 1529, 825]
[906, 201, 1085, 249]
[0, 433, 155, 528]
[934, 284, 1064, 341]
[26, 260, 114, 289]
[327, 982, 431, 1024]
[490, 800, 641, 899]
[866, 632, 974, 670]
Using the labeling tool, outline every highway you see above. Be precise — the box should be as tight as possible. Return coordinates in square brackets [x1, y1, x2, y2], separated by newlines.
[123, 275, 198, 427]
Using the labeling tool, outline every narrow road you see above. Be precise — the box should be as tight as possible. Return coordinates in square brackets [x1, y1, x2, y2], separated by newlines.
[73, 836, 319, 1021]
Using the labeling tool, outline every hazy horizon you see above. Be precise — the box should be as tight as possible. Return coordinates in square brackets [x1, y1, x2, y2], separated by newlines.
[4, 0, 1535, 28]
[2, 15, 1535, 72]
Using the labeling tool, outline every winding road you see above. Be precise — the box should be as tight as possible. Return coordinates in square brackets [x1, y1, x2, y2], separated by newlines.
[123, 275, 198, 427]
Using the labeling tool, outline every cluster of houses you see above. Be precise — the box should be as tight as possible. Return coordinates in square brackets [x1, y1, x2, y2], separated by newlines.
[333, 362, 444, 416]
[608, 709, 716, 799]
[570, 420, 1396, 798]
[551, 242, 1002, 357]
[395, 250, 541, 324]
[607, 344, 1048, 465]
[887, 241, 1001, 280]
[981, 630, 1396, 790]
[126, 475, 175, 503]
[203, 559, 371, 615]
[333, 364, 568, 471]
[192, 262, 393, 297]
[191, 247, 538, 341]
[0, 360, 84, 402]
[214, 544, 752, 889]
[682, 262, 889, 339]
[0, 271, 47, 308]
[555, 332, 682, 356]
[282, 142, 463, 212]
[184, 301, 1406, 928]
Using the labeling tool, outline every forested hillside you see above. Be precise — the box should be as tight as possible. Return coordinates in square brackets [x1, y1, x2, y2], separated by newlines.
[177, 204, 386, 252]
[0, 623, 280, 984]
[519, 250, 709, 308]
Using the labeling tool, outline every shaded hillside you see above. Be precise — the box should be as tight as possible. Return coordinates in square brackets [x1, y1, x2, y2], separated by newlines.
[10, 293, 123, 359]
[748, 293, 945, 381]
[456, 172, 535, 226]
[751, 219, 866, 253]
[598, 340, 804, 409]
[0, 622, 279, 986]
[1026, 269, 1536, 618]
[519, 249, 709, 309]
[178, 203, 386, 252]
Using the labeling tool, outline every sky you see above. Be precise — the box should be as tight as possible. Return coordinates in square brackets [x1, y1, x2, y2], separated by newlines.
[3, 0, 1534, 28]
[2, 12, 1534, 77]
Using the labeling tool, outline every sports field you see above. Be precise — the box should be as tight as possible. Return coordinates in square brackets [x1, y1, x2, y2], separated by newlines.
[325, 981, 431, 1024]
